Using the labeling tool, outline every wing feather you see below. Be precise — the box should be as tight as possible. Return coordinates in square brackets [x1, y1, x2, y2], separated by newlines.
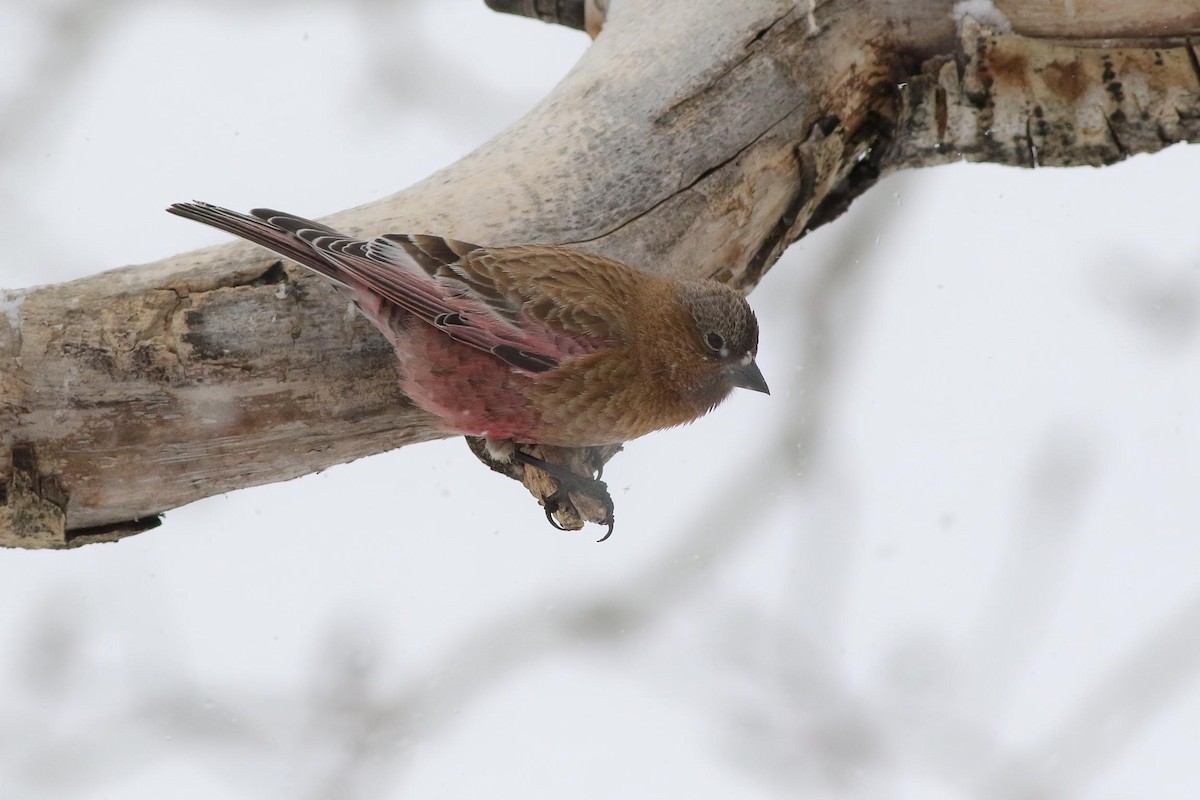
[167, 202, 623, 375]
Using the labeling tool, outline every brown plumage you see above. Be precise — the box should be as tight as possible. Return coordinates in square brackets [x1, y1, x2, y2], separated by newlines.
[167, 202, 768, 531]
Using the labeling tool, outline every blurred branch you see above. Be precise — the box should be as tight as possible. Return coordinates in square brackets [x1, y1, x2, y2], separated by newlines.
[3, 0, 1200, 545]
[0, 0, 123, 159]
[1031, 590, 1200, 794]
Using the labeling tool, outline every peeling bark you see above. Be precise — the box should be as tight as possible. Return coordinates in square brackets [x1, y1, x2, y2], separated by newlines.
[890, 19, 1200, 169]
[2, 0, 1198, 547]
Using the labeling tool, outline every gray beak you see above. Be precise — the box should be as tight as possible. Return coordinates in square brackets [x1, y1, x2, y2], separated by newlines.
[727, 359, 770, 395]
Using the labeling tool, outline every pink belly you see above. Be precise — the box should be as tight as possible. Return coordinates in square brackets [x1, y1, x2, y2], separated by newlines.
[389, 321, 544, 442]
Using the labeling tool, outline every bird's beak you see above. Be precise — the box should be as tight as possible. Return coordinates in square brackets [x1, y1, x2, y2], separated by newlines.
[727, 359, 770, 395]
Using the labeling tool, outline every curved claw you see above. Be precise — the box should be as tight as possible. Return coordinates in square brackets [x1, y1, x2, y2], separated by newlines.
[515, 450, 616, 538]
[544, 505, 569, 531]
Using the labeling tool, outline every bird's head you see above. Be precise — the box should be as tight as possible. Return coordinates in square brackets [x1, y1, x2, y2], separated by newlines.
[676, 280, 769, 398]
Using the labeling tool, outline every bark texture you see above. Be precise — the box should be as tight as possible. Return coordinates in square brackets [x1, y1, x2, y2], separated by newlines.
[2, 0, 1198, 547]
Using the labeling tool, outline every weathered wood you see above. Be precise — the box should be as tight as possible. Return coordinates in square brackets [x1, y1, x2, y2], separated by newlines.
[994, 0, 1200, 39]
[2, 0, 1198, 547]
[484, 0, 608, 36]
[484, 0, 587, 30]
[890, 19, 1200, 170]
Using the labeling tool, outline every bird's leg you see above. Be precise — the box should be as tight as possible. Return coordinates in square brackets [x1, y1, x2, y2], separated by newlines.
[510, 451, 616, 542]
[482, 437, 517, 463]
[465, 438, 622, 537]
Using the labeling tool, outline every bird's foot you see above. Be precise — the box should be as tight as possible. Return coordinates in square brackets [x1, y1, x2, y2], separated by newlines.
[465, 438, 622, 538]
[511, 451, 615, 541]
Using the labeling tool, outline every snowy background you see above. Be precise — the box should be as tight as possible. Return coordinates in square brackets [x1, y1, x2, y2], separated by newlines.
[2, 1, 1200, 798]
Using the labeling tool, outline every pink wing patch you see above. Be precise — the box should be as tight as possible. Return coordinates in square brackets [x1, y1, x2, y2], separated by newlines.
[165, 203, 607, 375]
[291, 228, 601, 374]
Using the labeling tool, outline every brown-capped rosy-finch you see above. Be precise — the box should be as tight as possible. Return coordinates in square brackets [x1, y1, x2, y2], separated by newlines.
[168, 202, 768, 535]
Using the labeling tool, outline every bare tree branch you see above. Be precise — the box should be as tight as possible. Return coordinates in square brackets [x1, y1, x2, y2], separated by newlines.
[484, 0, 586, 30]
[2, 0, 1199, 547]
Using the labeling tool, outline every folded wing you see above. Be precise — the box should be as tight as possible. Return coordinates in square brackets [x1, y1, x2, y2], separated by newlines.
[167, 202, 616, 374]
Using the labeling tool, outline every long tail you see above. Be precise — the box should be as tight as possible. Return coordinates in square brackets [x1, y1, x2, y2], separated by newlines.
[166, 201, 350, 287]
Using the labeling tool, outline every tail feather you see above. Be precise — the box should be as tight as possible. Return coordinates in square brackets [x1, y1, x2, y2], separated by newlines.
[166, 200, 569, 375]
[166, 202, 348, 287]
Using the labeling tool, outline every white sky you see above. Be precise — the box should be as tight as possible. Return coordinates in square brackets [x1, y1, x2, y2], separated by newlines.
[2, 2, 1200, 798]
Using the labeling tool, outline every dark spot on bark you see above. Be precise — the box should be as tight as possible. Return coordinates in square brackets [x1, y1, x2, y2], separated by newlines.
[61, 341, 117, 377]
[1107, 81, 1125, 104]
[803, 110, 891, 236]
[7, 443, 68, 516]
[181, 309, 232, 362]
[987, 49, 1028, 85]
[965, 89, 990, 109]
[66, 515, 162, 544]
[249, 262, 288, 287]
[1042, 60, 1086, 103]
[11, 444, 35, 472]
[817, 115, 841, 136]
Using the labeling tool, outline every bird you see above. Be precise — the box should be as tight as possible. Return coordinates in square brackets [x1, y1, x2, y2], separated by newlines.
[167, 202, 769, 535]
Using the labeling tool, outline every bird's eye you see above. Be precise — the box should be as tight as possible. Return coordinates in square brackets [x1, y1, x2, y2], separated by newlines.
[704, 331, 726, 352]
